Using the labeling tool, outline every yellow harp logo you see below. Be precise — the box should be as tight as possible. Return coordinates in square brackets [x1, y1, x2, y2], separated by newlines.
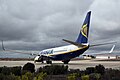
[81, 24, 88, 38]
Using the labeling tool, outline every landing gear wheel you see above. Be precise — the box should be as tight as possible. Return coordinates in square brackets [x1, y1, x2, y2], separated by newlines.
[41, 60, 44, 63]
[46, 61, 52, 64]
[63, 60, 70, 64]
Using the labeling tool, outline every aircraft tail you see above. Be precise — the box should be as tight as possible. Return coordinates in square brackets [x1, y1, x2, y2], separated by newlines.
[76, 11, 91, 44]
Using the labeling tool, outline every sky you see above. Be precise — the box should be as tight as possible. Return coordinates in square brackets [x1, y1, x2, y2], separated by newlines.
[0, 0, 120, 57]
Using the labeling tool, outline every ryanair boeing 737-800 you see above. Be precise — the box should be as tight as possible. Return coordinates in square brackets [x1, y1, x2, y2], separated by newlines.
[2, 11, 115, 64]
[34, 11, 91, 64]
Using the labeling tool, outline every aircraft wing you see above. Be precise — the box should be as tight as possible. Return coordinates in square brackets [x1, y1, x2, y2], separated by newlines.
[2, 50, 39, 56]
[1, 40, 39, 56]
[83, 45, 116, 57]
[89, 42, 116, 47]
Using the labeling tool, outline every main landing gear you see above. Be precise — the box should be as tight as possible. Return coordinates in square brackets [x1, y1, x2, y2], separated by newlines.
[46, 60, 52, 64]
[62, 60, 70, 64]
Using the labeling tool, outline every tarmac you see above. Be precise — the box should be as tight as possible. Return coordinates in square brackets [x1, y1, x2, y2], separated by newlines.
[0, 60, 120, 70]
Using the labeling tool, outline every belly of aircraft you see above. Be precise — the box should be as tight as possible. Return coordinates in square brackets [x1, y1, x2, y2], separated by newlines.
[50, 47, 89, 61]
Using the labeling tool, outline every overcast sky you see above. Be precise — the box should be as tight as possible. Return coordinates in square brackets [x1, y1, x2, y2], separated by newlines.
[0, 0, 120, 54]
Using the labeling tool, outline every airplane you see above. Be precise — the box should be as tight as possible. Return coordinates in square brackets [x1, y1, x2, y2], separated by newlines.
[1, 11, 115, 64]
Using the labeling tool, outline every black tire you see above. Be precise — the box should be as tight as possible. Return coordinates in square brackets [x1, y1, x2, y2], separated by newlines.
[46, 61, 52, 64]
[41, 61, 44, 63]
[63, 60, 70, 64]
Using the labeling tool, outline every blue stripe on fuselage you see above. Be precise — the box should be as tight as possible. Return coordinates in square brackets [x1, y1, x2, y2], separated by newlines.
[49, 46, 89, 61]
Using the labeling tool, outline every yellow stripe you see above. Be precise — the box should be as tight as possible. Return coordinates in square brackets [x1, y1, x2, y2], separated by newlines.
[81, 24, 87, 38]
[48, 46, 88, 56]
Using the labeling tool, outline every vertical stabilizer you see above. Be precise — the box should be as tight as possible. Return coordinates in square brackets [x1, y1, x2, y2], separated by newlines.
[76, 11, 91, 44]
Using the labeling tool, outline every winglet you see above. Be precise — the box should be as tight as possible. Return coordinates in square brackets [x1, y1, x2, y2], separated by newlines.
[109, 45, 115, 53]
[1, 40, 5, 51]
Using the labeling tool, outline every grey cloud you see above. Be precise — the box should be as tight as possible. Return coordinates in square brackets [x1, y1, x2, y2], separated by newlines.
[0, 0, 94, 50]
[0, 0, 119, 54]
[86, 0, 120, 53]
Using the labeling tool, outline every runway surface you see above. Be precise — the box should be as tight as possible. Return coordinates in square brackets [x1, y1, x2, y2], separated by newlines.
[0, 60, 120, 70]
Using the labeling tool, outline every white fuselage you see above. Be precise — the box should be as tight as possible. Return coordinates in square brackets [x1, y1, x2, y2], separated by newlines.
[39, 45, 79, 56]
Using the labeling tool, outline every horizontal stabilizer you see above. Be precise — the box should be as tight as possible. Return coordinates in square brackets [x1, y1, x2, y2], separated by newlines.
[62, 39, 84, 47]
